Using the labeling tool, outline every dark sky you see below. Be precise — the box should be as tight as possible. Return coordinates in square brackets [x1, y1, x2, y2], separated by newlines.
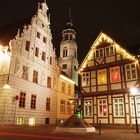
[0, 0, 140, 63]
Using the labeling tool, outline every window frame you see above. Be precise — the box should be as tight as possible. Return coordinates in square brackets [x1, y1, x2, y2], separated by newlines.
[33, 70, 38, 84]
[84, 100, 93, 117]
[98, 99, 108, 117]
[31, 95, 36, 109]
[125, 63, 137, 81]
[113, 98, 124, 117]
[22, 65, 29, 80]
[19, 92, 26, 108]
[110, 66, 121, 83]
[97, 69, 107, 85]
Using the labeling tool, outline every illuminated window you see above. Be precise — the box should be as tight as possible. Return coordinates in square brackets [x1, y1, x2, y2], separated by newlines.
[95, 48, 104, 58]
[84, 100, 93, 117]
[130, 96, 140, 117]
[19, 92, 26, 108]
[29, 118, 35, 126]
[125, 63, 137, 80]
[33, 70, 38, 83]
[62, 82, 65, 93]
[98, 69, 107, 85]
[63, 48, 67, 57]
[67, 101, 71, 115]
[47, 76, 51, 88]
[22, 65, 29, 80]
[31, 95, 36, 109]
[82, 72, 90, 86]
[35, 47, 39, 57]
[25, 41, 30, 51]
[43, 37, 47, 43]
[62, 64, 67, 69]
[68, 85, 71, 95]
[42, 51, 46, 61]
[46, 98, 50, 111]
[98, 99, 108, 117]
[17, 117, 25, 125]
[60, 100, 65, 114]
[113, 98, 124, 117]
[110, 67, 120, 83]
[105, 46, 114, 56]
[37, 32, 40, 38]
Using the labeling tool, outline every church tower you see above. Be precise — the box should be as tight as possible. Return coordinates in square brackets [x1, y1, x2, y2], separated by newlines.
[58, 7, 79, 86]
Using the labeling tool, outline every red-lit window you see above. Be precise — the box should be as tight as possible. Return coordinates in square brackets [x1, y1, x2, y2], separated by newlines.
[110, 67, 120, 83]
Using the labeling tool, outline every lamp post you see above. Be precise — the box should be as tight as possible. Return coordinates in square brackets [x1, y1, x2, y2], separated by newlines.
[130, 87, 139, 133]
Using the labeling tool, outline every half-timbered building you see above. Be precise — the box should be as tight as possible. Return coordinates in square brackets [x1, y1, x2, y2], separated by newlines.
[78, 32, 140, 127]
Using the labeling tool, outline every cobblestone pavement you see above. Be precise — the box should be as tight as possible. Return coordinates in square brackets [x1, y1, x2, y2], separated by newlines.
[0, 125, 140, 140]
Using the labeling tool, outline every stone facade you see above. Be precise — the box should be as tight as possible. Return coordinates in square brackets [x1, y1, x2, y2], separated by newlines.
[0, 2, 75, 125]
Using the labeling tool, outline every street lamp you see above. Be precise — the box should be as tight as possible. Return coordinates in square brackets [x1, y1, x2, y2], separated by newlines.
[130, 87, 139, 133]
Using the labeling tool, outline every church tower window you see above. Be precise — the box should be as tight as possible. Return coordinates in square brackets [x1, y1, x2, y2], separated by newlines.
[63, 48, 67, 57]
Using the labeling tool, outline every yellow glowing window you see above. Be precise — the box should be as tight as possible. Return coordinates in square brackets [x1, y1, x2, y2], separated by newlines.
[98, 69, 107, 85]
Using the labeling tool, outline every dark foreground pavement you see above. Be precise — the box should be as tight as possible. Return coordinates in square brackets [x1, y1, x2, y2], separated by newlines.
[0, 125, 140, 140]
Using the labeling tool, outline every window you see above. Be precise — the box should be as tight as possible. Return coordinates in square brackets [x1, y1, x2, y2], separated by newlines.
[35, 47, 39, 57]
[25, 41, 30, 51]
[125, 63, 137, 80]
[105, 46, 114, 56]
[110, 67, 120, 83]
[42, 52, 46, 61]
[113, 98, 124, 117]
[64, 35, 68, 40]
[50, 57, 52, 65]
[74, 65, 77, 70]
[17, 117, 25, 125]
[43, 37, 47, 43]
[60, 100, 65, 114]
[69, 35, 73, 40]
[22, 65, 29, 80]
[31, 95, 36, 109]
[62, 82, 65, 93]
[19, 92, 26, 108]
[98, 69, 107, 85]
[47, 76, 51, 88]
[33, 70, 38, 83]
[98, 99, 108, 117]
[82, 72, 90, 86]
[95, 48, 104, 58]
[67, 101, 71, 115]
[84, 100, 93, 117]
[46, 98, 50, 111]
[63, 48, 67, 57]
[37, 32, 40, 38]
[68, 85, 71, 95]
[130, 96, 140, 117]
[62, 64, 67, 69]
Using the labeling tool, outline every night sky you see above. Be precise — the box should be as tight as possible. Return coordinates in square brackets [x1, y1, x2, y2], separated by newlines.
[0, 0, 140, 63]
